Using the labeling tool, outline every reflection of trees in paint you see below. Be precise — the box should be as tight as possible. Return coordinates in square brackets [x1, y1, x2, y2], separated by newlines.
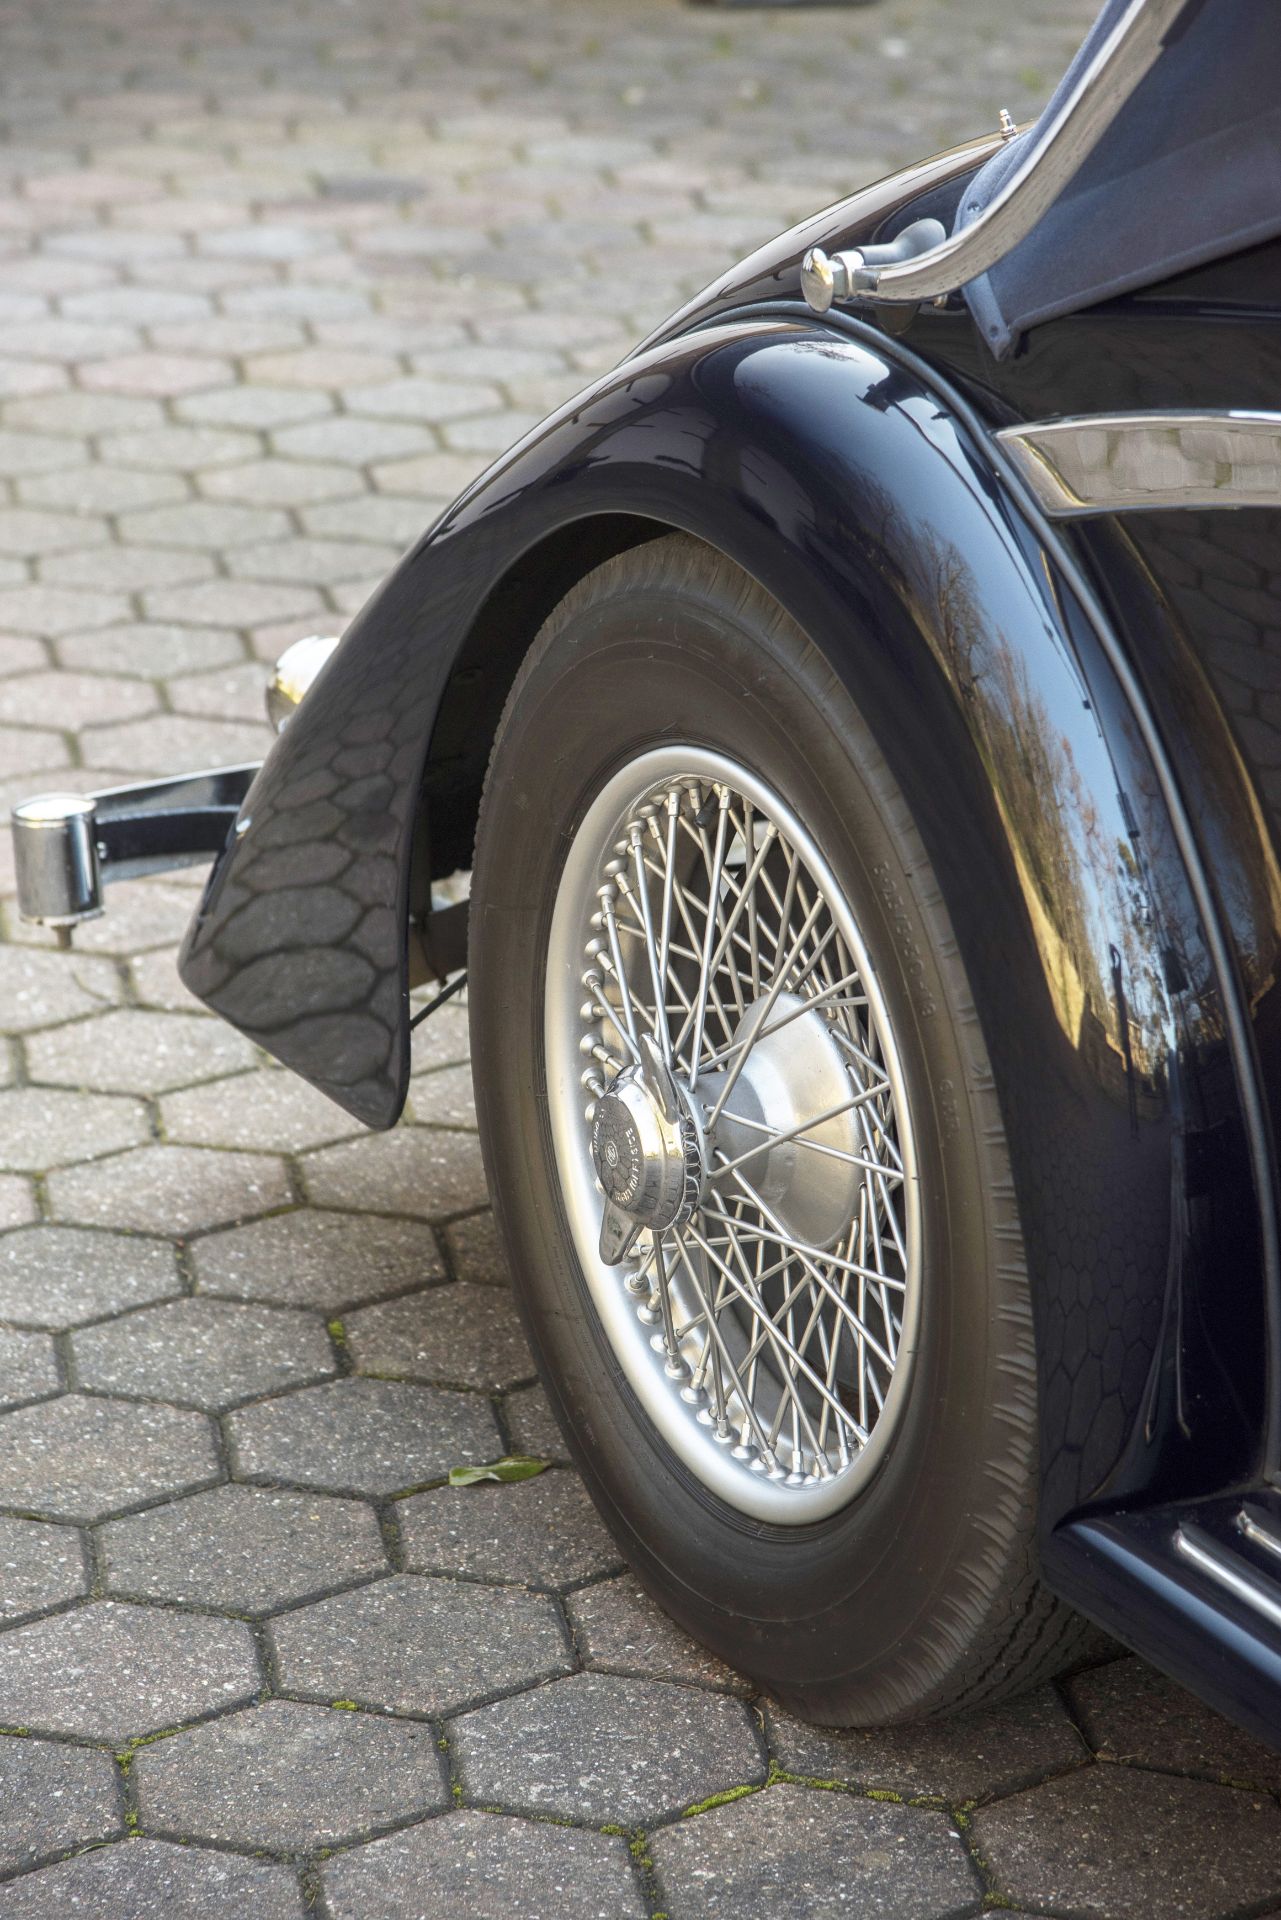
[914, 528, 1174, 1088]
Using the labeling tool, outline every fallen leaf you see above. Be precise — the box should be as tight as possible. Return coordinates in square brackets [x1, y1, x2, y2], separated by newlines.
[448, 1455, 550, 1487]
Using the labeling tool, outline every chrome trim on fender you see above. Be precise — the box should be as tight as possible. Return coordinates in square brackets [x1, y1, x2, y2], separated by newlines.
[800, 0, 1190, 309]
[995, 411, 1281, 516]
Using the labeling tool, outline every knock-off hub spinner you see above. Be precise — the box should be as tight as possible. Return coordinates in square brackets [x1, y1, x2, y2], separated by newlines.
[591, 1037, 702, 1264]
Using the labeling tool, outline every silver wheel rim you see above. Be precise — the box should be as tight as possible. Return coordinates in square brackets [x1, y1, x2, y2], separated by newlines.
[545, 746, 921, 1524]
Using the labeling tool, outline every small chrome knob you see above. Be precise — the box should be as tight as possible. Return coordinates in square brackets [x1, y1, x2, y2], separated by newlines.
[800, 247, 837, 315]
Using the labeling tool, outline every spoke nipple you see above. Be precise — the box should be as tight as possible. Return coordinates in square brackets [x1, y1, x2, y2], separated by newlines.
[579, 1031, 600, 1056]
[584, 1102, 597, 1124]
[603, 858, 625, 877]
[585, 937, 606, 958]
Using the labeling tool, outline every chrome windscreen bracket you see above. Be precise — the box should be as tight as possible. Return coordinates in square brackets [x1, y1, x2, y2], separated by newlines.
[799, 0, 1191, 315]
[800, 218, 946, 316]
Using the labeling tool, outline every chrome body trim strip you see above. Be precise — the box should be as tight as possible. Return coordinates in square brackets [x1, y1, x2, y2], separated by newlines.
[1175, 1524, 1281, 1634]
[1239, 1505, 1281, 1565]
[802, 0, 1190, 308]
[994, 411, 1281, 516]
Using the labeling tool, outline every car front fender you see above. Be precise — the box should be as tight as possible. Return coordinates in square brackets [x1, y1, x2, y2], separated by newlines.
[177, 313, 1268, 1518]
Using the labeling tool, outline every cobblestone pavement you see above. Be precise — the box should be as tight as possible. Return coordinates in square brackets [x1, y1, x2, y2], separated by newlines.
[1, 0, 1279, 1915]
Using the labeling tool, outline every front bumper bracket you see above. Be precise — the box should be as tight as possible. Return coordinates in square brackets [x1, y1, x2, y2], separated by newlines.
[10, 764, 260, 945]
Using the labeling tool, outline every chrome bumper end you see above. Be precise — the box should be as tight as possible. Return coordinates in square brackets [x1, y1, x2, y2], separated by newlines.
[9, 632, 343, 945]
[10, 764, 261, 944]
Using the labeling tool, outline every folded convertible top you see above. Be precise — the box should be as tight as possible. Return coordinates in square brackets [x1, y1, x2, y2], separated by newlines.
[960, 0, 1281, 357]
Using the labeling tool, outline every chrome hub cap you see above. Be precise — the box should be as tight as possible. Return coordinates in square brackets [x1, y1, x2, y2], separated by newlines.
[546, 747, 920, 1524]
[590, 1036, 703, 1263]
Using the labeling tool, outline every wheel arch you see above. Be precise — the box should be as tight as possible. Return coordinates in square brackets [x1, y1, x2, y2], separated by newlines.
[176, 314, 1272, 1533]
[417, 512, 669, 882]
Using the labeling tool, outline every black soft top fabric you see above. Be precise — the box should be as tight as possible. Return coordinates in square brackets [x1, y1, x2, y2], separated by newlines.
[959, 0, 1281, 358]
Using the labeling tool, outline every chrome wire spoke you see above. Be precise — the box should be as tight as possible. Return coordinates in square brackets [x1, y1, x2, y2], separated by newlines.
[550, 748, 920, 1521]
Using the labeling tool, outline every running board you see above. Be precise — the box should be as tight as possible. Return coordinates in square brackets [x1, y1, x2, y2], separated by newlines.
[1045, 1489, 1281, 1749]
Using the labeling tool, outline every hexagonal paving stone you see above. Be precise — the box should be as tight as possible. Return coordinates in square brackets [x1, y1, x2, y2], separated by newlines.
[0, 724, 68, 779]
[570, 1576, 749, 1694]
[116, 500, 292, 548]
[133, 1699, 448, 1850]
[764, 1686, 1086, 1803]
[48, 1143, 291, 1235]
[442, 1210, 508, 1288]
[38, 876, 204, 958]
[0, 1088, 150, 1173]
[0, 1227, 179, 1328]
[142, 578, 323, 631]
[71, 1296, 335, 1410]
[197, 457, 355, 507]
[101, 1482, 387, 1615]
[160, 1068, 366, 1153]
[0, 1328, 60, 1410]
[0, 1736, 122, 1874]
[227, 1377, 500, 1496]
[323, 1810, 647, 1920]
[405, 1063, 477, 1131]
[0, 583, 128, 636]
[300, 1126, 490, 1221]
[0, 1177, 34, 1230]
[0, 1394, 218, 1521]
[0, 668, 154, 731]
[56, 620, 243, 679]
[345, 1283, 533, 1391]
[0, 1838, 304, 1918]
[406, 997, 469, 1073]
[651, 1783, 980, 1920]
[24, 1007, 254, 1095]
[166, 659, 280, 723]
[270, 1572, 571, 1716]
[0, 944, 122, 1033]
[126, 945, 204, 1014]
[398, 1471, 621, 1589]
[973, 1765, 1281, 1919]
[192, 1208, 443, 1310]
[503, 1382, 570, 1461]
[0, 1515, 88, 1622]
[1068, 1655, 1281, 1791]
[450, 1672, 764, 1825]
[0, 1600, 258, 1741]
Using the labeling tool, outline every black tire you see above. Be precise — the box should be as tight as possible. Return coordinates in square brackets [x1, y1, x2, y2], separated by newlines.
[470, 532, 1085, 1724]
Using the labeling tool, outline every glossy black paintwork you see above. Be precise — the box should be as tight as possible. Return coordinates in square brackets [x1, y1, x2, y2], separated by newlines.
[1044, 1494, 1281, 1755]
[179, 310, 1265, 1545]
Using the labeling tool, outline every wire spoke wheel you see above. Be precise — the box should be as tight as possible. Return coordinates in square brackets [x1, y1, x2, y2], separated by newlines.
[546, 745, 921, 1523]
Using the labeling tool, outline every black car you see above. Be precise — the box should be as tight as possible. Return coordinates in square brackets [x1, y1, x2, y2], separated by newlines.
[14, 0, 1281, 1744]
